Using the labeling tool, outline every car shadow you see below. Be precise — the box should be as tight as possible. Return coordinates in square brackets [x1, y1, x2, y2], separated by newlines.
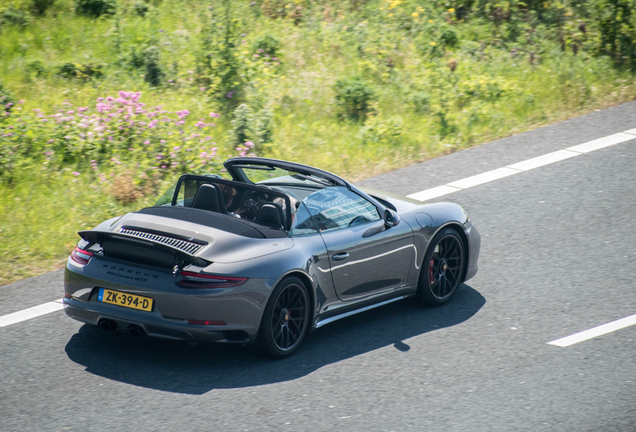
[64, 284, 485, 394]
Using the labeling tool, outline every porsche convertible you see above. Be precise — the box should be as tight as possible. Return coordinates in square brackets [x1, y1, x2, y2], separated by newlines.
[64, 157, 480, 357]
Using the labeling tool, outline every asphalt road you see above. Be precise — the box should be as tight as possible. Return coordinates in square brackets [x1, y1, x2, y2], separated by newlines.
[2, 102, 636, 431]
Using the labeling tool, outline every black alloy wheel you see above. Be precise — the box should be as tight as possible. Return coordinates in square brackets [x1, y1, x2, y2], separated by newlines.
[257, 276, 310, 358]
[417, 228, 465, 306]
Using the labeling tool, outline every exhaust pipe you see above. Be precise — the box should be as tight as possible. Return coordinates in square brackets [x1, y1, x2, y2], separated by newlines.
[98, 319, 117, 332]
[128, 325, 145, 338]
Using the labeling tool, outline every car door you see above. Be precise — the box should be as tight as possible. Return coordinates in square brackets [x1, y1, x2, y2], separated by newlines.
[303, 186, 414, 302]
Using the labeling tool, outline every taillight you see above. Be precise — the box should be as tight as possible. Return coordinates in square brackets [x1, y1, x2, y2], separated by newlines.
[70, 247, 93, 265]
[187, 319, 226, 326]
[178, 271, 247, 289]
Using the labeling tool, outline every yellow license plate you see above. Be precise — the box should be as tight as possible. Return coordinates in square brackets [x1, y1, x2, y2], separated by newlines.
[98, 288, 153, 312]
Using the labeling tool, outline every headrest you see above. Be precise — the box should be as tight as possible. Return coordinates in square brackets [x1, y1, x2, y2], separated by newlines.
[256, 203, 284, 228]
[192, 184, 224, 214]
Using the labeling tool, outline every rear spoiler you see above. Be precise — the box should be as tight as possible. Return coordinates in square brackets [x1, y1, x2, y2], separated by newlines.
[78, 230, 211, 271]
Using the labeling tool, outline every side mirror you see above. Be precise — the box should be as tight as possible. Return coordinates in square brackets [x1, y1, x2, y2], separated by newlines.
[384, 209, 400, 227]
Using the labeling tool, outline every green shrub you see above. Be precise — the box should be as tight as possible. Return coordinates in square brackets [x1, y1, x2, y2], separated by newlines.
[459, 75, 519, 101]
[143, 46, 164, 86]
[56, 62, 105, 80]
[361, 116, 404, 145]
[589, 0, 636, 69]
[334, 77, 376, 122]
[409, 91, 431, 113]
[24, 60, 47, 82]
[251, 106, 274, 150]
[31, 0, 55, 16]
[117, 46, 146, 70]
[195, 0, 245, 109]
[227, 103, 253, 147]
[0, 81, 15, 117]
[253, 35, 282, 57]
[132, 1, 149, 17]
[440, 25, 459, 48]
[0, 7, 32, 27]
[75, 0, 116, 18]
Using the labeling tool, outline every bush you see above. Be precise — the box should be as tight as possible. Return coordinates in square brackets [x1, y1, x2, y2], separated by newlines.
[143, 46, 164, 86]
[132, 1, 149, 17]
[0, 7, 32, 27]
[252, 106, 274, 150]
[227, 104, 252, 147]
[75, 0, 116, 18]
[440, 25, 459, 48]
[253, 35, 282, 58]
[589, 0, 636, 69]
[361, 116, 404, 145]
[409, 91, 430, 113]
[56, 62, 105, 81]
[0, 91, 245, 181]
[117, 46, 146, 70]
[333, 77, 376, 122]
[24, 60, 47, 82]
[27, 60, 46, 76]
[196, 1, 245, 109]
[31, 0, 55, 16]
[0, 81, 15, 117]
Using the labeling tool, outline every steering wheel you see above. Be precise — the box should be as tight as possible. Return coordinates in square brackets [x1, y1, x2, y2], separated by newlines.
[348, 215, 370, 227]
[240, 190, 266, 216]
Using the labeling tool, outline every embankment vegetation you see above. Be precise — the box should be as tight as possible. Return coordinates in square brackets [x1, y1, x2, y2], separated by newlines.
[2, 0, 636, 284]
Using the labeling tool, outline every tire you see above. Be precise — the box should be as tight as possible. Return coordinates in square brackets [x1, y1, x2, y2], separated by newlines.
[416, 227, 465, 306]
[257, 276, 310, 358]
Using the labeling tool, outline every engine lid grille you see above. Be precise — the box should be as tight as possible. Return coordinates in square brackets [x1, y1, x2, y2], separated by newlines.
[118, 227, 207, 255]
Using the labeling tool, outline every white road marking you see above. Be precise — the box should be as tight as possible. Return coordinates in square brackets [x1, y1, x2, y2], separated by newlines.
[548, 314, 636, 347]
[408, 185, 461, 201]
[2, 128, 636, 329]
[506, 149, 580, 171]
[446, 167, 522, 189]
[566, 132, 634, 153]
[406, 128, 635, 202]
[0, 300, 64, 328]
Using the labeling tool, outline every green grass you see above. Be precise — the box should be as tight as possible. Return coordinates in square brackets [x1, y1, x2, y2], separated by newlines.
[0, 169, 160, 284]
[1, 0, 636, 285]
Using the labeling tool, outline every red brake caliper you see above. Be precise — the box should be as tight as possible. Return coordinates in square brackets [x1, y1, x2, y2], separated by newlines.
[429, 258, 435, 284]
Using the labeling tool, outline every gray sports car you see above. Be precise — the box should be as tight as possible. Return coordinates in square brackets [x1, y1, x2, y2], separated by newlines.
[64, 157, 480, 357]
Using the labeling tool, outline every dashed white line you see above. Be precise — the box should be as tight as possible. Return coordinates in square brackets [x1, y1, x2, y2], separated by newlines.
[406, 128, 635, 201]
[0, 300, 64, 327]
[506, 149, 580, 171]
[447, 167, 521, 189]
[408, 185, 462, 201]
[548, 314, 636, 347]
[566, 132, 634, 153]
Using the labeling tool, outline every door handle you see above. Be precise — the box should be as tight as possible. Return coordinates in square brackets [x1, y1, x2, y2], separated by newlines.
[332, 252, 350, 261]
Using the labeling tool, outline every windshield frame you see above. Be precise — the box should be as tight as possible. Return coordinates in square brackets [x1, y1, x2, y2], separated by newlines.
[224, 157, 347, 188]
